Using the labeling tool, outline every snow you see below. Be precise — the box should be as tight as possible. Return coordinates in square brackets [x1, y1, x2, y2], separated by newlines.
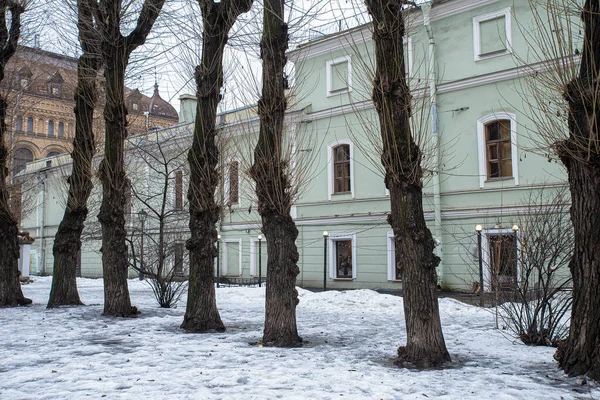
[1, 277, 597, 399]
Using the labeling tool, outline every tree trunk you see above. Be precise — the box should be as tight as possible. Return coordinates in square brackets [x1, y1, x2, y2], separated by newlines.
[98, 48, 136, 317]
[48, 16, 100, 307]
[182, 0, 252, 332]
[555, 0, 600, 379]
[250, 0, 302, 347]
[365, 0, 450, 367]
[0, 2, 30, 307]
[95, 0, 165, 317]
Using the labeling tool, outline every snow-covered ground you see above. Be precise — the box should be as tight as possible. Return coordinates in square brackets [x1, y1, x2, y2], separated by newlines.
[1, 277, 597, 399]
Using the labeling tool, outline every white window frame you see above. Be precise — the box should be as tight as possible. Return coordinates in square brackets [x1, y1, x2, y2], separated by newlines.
[476, 112, 519, 188]
[249, 237, 266, 277]
[386, 231, 401, 281]
[481, 228, 521, 292]
[224, 158, 241, 206]
[328, 233, 357, 280]
[405, 36, 414, 78]
[473, 8, 512, 61]
[327, 139, 355, 200]
[222, 238, 242, 276]
[326, 55, 352, 97]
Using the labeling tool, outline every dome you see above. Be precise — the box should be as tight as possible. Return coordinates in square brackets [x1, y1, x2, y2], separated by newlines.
[148, 83, 178, 120]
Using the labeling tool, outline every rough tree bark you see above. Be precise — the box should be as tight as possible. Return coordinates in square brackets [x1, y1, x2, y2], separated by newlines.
[94, 0, 165, 317]
[181, 0, 252, 332]
[0, 1, 30, 307]
[249, 0, 301, 347]
[47, 0, 100, 308]
[364, 0, 450, 367]
[555, 0, 600, 380]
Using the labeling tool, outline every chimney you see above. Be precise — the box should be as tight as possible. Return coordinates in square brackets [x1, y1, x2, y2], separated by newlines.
[178, 94, 197, 124]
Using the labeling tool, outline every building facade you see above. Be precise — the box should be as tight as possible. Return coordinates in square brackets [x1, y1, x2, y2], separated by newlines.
[21, 0, 570, 292]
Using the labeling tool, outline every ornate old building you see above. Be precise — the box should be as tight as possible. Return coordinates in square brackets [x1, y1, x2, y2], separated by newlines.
[3, 45, 179, 177]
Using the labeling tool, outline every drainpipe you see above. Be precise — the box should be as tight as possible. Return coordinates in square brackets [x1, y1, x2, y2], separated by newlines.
[39, 175, 46, 275]
[422, 2, 443, 287]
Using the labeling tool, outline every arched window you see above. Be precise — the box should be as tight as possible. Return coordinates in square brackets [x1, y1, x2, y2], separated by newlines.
[13, 148, 33, 174]
[38, 119, 45, 134]
[48, 120, 55, 136]
[15, 116, 22, 132]
[47, 151, 60, 158]
[58, 122, 64, 137]
[26, 117, 33, 133]
[477, 113, 518, 188]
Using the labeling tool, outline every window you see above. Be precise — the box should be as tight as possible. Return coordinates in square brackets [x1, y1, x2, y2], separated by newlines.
[26, 117, 33, 133]
[227, 160, 239, 205]
[333, 144, 351, 193]
[58, 122, 64, 137]
[48, 120, 55, 136]
[132, 103, 138, 111]
[38, 119, 45, 134]
[387, 232, 401, 281]
[15, 116, 22, 132]
[328, 234, 357, 280]
[326, 55, 352, 96]
[13, 148, 33, 175]
[20, 78, 29, 89]
[484, 120, 512, 179]
[480, 228, 520, 292]
[477, 113, 518, 188]
[47, 151, 60, 158]
[327, 140, 354, 200]
[173, 242, 185, 276]
[174, 170, 183, 211]
[473, 8, 512, 61]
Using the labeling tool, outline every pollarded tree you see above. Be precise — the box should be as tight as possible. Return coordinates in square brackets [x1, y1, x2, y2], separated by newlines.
[549, 0, 600, 379]
[0, 0, 31, 307]
[94, 0, 165, 317]
[249, 0, 302, 347]
[47, 0, 101, 308]
[364, 0, 450, 366]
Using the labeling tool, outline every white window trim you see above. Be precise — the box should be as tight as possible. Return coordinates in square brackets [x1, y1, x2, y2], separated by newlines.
[326, 55, 352, 97]
[481, 228, 521, 292]
[328, 233, 357, 280]
[386, 231, 401, 281]
[249, 237, 266, 277]
[476, 112, 519, 188]
[473, 7, 512, 62]
[327, 139, 355, 200]
[405, 36, 414, 78]
[224, 158, 241, 206]
[222, 238, 242, 276]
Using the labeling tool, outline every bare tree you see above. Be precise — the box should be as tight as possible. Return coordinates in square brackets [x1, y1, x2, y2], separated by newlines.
[47, 0, 101, 308]
[363, 0, 450, 366]
[0, 0, 31, 307]
[493, 190, 573, 346]
[94, 0, 165, 317]
[248, 0, 302, 347]
[126, 129, 189, 308]
[180, 0, 253, 332]
[534, 0, 600, 379]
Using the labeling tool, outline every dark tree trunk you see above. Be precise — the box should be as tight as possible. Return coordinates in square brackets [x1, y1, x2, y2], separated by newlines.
[365, 0, 450, 367]
[250, 0, 301, 347]
[555, 0, 600, 380]
[48, 0, 100, 308]
[95, 0, 165, 317]
[0, 2, 30, 307]
[182, 0, 253, 332]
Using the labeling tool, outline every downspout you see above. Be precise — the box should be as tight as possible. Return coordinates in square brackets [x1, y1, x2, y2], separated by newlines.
[39, 175, 46, 275]
[422, 2, 443, 287]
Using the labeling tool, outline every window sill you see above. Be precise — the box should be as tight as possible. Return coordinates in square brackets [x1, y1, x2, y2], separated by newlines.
[326, 88, 352, 98]
[388, 279, 402, 283]
[475, 49, 511, 62]
[332, 191, 351, 195]
[333, 277, 354, 281]
[485, 176, 513, 183]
